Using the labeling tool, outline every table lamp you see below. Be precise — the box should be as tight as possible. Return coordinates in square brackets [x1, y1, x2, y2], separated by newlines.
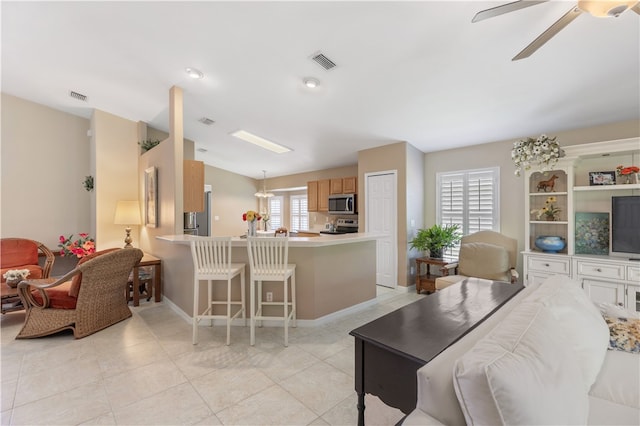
[114, 200, 141, 248]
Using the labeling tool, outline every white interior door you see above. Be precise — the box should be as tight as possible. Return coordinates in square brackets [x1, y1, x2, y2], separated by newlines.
[366, 171, 397, 288]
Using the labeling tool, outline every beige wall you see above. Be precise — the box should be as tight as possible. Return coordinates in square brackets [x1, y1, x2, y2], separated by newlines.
[406, 143, 425, 285]
[1, 93, 91, 249]
[91, 109, 139, 250]
[358, 142, 409, 286]
[205, 165, 260, 237]
[423, 119, 640, 276]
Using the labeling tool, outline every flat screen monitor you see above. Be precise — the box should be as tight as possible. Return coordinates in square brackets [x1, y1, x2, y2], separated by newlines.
[611, 195, 640, 260]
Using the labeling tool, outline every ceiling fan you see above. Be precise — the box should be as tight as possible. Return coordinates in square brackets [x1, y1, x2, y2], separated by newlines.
[472, 0, 640, 60]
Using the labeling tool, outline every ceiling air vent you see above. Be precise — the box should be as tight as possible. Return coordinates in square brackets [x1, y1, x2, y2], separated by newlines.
[198, 117, 215, 125]
[69, 91, 87, 102]
[310, 52, 336, 71]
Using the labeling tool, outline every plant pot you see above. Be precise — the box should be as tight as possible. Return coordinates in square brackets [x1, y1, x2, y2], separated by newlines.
[6, 278, 21, 288]
[429, 248, 443, 259]
[535, 236, 566, 253]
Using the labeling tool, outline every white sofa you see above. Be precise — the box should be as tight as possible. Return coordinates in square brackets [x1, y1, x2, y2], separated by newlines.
[404, 275, 640, 425]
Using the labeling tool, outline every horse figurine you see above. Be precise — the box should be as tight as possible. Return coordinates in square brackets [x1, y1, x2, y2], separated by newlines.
[537, 174, 559, 192]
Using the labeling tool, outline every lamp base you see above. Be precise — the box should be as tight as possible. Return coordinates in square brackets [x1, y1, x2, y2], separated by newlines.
[124, 227, 133, 248]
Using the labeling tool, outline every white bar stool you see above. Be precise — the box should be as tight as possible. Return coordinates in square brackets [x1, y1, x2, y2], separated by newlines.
[190, 237, 246, 345]
[246, 236, 296, 346]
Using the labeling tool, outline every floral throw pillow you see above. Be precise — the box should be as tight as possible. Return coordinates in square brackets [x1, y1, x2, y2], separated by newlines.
[603, 315, 640, 354]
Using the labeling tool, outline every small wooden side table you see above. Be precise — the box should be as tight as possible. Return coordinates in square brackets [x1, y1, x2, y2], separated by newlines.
[415, 257, 457, 294]
[1, 282, 23, 314]
[131, 253, 162, 307]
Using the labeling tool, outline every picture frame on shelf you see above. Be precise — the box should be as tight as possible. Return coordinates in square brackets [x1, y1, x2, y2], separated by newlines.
[575, 212, 609, 255]
[588, 171, 616, 186]
[144, 166, 158, 228]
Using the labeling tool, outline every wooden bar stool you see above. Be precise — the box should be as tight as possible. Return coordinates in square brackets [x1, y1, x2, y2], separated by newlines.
[190, 237, 246, 345]
[246, 236, 296, 346]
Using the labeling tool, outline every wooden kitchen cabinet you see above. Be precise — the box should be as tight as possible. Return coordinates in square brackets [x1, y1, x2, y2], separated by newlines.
[307, 181, 318, 212]
[184, 160, 204, 212]
[330, 178, 343, 194]
[343, 176, 357, 194]
[318, 179, 330, 211]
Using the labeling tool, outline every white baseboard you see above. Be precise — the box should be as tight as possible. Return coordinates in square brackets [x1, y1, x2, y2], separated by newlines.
[159, 294, 381, 328]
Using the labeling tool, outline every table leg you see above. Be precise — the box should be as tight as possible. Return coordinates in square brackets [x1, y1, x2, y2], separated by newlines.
[357, 391, 366, 426]
[133, 266, 140, 307]
[154, 262, 161, 302]
[354, 337, 366, 426]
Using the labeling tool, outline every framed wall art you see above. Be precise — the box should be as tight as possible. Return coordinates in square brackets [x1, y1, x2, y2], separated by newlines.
[575, 212, 609, 255]
[144, 166, 158, 227]
[588, 171, 616, 186]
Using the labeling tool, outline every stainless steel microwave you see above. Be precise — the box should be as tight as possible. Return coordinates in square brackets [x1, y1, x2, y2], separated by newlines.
[328, 194, 357, 215]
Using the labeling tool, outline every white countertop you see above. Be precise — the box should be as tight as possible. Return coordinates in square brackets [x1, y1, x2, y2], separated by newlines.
[157, 232, 383, 248]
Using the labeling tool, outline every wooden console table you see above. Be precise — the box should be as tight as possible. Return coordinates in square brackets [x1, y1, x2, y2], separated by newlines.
[350, 279, 524, 425]
[415, 257, 456, 294]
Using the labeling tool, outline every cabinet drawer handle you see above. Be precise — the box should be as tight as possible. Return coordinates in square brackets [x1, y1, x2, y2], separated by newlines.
[595, 268, 602, 272]
[544, 263, 550, 267]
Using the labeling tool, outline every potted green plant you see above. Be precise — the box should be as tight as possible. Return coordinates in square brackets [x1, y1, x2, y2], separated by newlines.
[409, 224, 461, 259]
[138, 139, 161, 153]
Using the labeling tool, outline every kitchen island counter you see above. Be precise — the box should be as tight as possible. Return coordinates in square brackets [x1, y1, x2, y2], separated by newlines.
[156, 233, 382, 322]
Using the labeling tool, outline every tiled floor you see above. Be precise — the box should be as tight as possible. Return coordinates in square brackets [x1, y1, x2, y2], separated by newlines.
[1, 286, 423, 425]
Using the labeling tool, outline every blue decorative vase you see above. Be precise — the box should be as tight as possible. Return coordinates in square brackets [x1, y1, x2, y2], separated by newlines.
[535, 236, 566, 253]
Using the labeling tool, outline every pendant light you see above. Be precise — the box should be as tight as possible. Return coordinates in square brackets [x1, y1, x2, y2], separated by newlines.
[255, 170, 274, 198]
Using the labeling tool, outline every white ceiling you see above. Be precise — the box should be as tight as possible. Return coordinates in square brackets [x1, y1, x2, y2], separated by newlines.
[2, 1, 639, 179]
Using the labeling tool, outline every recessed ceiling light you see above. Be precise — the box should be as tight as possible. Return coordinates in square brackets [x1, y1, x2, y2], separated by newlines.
[304, 77, 320, 88]
[231, 130, 292, 154]
[185, 67, 204, 79]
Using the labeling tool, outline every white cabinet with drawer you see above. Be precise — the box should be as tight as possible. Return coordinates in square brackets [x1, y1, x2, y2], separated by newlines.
[573, 256, 640, 311]
[523, 253, 571, 287]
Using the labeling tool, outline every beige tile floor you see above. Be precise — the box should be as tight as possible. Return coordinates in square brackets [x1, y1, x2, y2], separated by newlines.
[1, 286, 423, 425]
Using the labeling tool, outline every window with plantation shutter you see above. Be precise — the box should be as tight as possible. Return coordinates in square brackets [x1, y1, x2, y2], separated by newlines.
[436, 167, 500, 259]
[268, 196, 283, 231]
[290, 195, 309, 231]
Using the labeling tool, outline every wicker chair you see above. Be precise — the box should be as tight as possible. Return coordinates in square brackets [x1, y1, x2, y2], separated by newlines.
[16, 248, 143, 339]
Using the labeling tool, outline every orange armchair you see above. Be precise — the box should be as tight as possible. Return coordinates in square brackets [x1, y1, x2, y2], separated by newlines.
[1, 238, 54, 283]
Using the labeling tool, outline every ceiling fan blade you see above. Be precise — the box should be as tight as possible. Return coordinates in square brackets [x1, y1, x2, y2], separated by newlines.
[472, 0, 549, 23]
[512, 6, 583, 61]
[632, 2, 640, 14]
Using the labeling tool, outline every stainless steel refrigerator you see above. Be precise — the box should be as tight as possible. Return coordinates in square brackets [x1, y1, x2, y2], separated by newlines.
[184, 190, 211, 236]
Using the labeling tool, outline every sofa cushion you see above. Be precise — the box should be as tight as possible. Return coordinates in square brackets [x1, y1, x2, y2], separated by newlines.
[0, 239, 39, 268]
[31, 280, 76, 309]
[453, 301, 589, 425]
[523, 275, 610, 389]
[590, 349, 640, 409]
[69, 248, 119, 298]
[604, 316, 640, 354]
[458, 242, 510, 281]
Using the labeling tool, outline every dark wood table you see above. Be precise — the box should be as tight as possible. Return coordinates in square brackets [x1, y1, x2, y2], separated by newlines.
[350, 278, 524, 425]
[415, 257, 456, 293]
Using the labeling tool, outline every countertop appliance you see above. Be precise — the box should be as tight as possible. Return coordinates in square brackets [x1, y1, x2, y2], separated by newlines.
[320, 218, 359, 235]
[328, 193, 356, 215]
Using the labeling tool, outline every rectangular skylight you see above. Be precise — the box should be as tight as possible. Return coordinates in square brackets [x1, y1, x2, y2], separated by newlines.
[231, 130, 291, 154]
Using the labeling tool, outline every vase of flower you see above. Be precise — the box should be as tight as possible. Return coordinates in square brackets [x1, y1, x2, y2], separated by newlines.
[616, 165, 639, 185]
[248, 221, 257, 237]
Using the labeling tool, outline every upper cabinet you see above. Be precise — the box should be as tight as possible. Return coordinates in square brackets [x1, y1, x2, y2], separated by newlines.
[330, 178, 343, 194]
[308, 176, 356, 211]
[307, 181, 318, 212]
[184, 160, 204, 212]
[343, 176, 357, 194]
[318, 179, 330, 211]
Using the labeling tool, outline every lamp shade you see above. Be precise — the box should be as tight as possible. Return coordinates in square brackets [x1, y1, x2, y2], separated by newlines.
[114, 200, 141, 225]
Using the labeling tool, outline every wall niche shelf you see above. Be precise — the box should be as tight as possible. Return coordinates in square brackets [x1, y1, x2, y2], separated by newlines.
[573, 184, 640, 192]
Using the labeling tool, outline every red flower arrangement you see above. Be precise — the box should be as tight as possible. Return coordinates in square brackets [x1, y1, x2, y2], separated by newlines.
[59, 233, 96, 258]
[616, 165, 640, 176]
